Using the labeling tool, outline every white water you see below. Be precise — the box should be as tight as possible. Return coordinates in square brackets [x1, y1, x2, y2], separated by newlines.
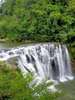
[0, 0, 4, 5]
[0, 43, 74, 91]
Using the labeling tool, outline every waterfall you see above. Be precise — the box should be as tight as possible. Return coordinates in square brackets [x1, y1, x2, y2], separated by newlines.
[0, 43, 74, 90]
[0, 0, 5, 5]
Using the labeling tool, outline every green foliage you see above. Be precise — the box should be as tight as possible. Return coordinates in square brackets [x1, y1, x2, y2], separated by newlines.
[0, 62, 34, 100]
[0, 0, 74, 42]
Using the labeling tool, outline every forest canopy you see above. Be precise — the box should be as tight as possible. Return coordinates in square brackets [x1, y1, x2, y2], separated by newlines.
[0, 0, 75, 43]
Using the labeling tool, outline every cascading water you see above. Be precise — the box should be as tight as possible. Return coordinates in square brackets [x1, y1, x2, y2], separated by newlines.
[0, 43, 74, 91]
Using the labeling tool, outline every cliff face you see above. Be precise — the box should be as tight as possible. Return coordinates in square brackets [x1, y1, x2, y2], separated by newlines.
[72, 60, 75, 73]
